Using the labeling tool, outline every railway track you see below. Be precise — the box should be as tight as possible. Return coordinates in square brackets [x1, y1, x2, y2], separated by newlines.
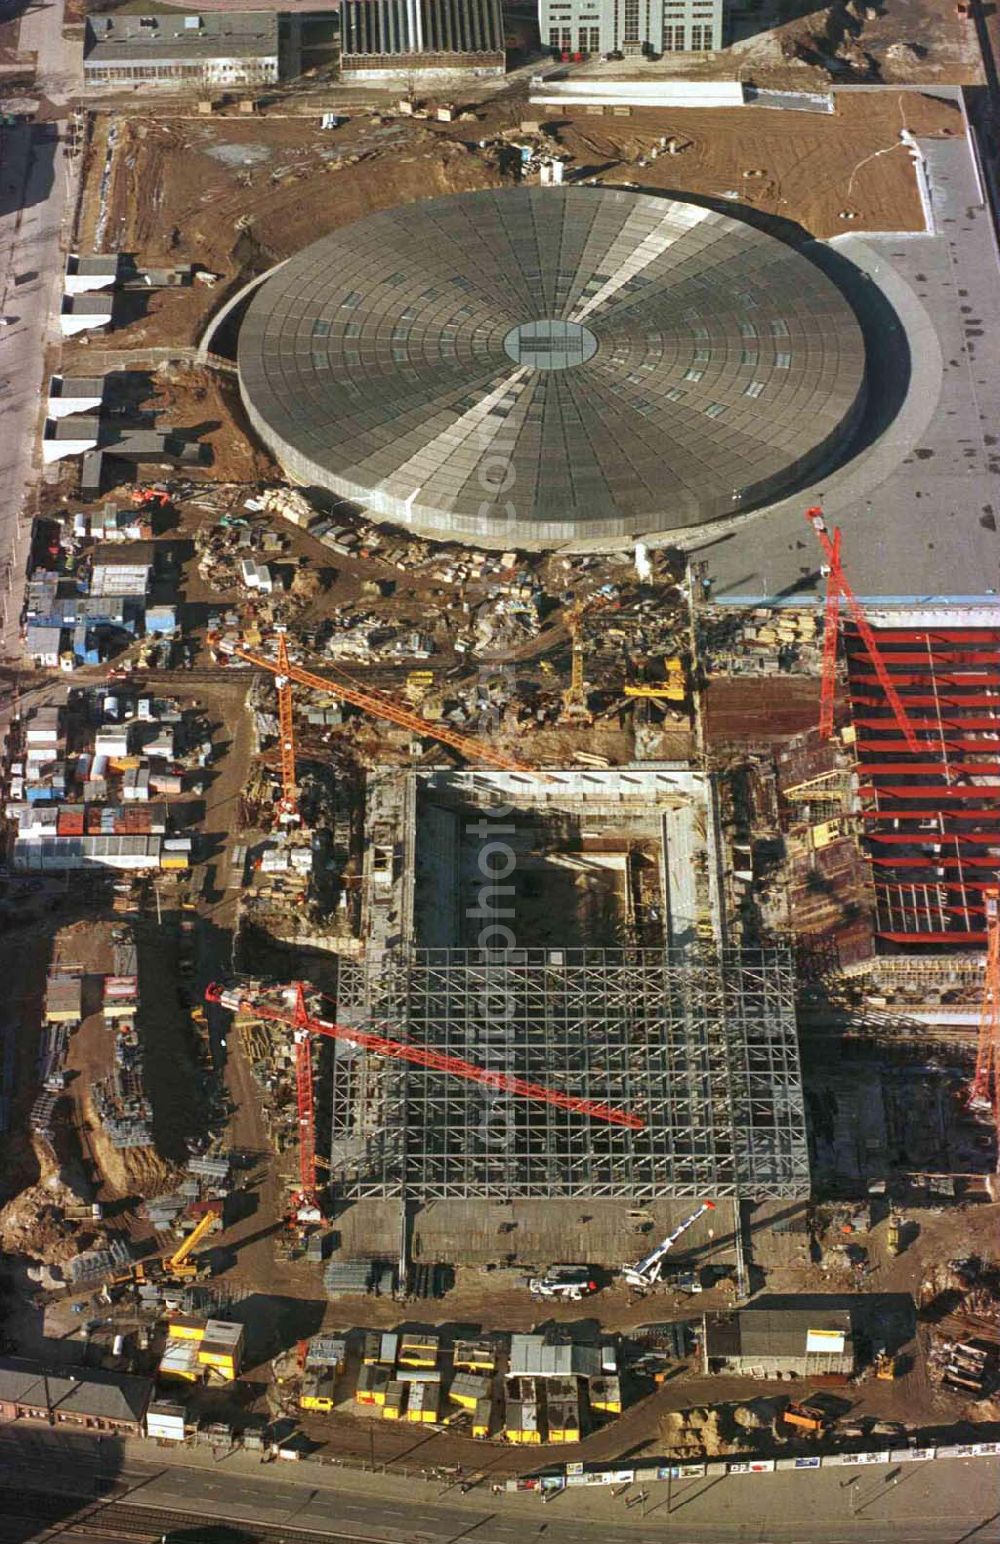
[0, 1487, 342, 1543]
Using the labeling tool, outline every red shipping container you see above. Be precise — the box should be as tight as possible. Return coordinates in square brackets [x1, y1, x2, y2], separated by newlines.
[57, 808, 85, 836]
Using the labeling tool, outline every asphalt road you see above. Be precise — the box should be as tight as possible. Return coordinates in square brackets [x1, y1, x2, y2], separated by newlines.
[0, 1427, 999, 1544]
[0, 0, 79, 660]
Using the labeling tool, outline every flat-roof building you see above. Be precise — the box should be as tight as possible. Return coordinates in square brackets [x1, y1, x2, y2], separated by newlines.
[83, 10, 281, 91]
[539, 0, 723, 57]
[340, 0, 505, 81]
[703, 1306, 855, 1377]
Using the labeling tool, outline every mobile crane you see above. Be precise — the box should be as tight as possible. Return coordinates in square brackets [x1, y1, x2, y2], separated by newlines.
[212, 631, 531, 820]
[105, 1203, 220, 1290]
[207, 980, 644, 1219]
[622, 1200, 715, 1290]
[163, 1205, 220, 1281]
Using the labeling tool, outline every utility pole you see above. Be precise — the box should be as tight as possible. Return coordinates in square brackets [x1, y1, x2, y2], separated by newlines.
[733, 1194, 748, 1299]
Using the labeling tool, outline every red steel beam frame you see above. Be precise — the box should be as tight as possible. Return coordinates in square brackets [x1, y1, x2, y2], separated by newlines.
[844, 612, 1000, 945]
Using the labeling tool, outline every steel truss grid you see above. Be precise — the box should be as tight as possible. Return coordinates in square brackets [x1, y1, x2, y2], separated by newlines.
[332, 947, 809, 1200]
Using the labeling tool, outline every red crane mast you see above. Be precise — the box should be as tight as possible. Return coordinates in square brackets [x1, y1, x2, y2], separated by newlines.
[805, 507, 921, 755]
[206, 981, 644, 1211]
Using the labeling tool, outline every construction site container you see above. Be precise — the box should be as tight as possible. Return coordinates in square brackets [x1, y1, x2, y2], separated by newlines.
[399, 1333, 439, 1369]
[355, 1364, 391, 1407]
[589, 1375, 622, 1414]
[300, 1374, 338, 1412]
[404, 1380, 440, 1423]
[396, 1367, 440, 1385]
[146, 1401, 186, 1441]
[472, 1396, 492, 1439]
[546, 1394, 582, 1444]
[167, 1317, 208, 1345]
[150, 772, 183, 795]
[198, 1320, 244, 1379]
[453, 1340, 496, 1373]
[363, 1331, 398, 1366]
[159, 1338, 200, 1382]
[44, 974, 83, 1025]
[304, 1335, 347, 1371]
[160, 854, 189, 871]
[449, 1372, 490, 1411]
[382, 1380, 407, 1420]
[504, 1399, 541, 1444]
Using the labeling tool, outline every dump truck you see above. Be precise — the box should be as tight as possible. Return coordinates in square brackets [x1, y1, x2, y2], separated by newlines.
[783, 1401, 828, 1434]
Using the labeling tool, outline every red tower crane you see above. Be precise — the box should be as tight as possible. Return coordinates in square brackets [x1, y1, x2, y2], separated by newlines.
[970, 887, 1000, 1131]
[206, 980, 644, 1214]
[214, 633, 533, 819]
[805, 507, 920, 755]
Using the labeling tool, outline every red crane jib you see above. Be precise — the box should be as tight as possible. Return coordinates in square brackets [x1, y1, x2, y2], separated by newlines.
[206, 982, 644, 1133]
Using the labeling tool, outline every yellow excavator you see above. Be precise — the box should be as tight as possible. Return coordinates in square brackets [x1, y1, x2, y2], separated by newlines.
[623, 657, 686, 703]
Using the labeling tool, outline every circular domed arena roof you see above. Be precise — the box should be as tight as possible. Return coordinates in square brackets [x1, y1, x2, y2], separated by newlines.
[238, 186, 867, 549]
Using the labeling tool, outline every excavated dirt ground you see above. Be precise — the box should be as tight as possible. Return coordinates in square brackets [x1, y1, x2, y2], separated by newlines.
[555, 89, 962, 239]
[69, 87, 959, 366]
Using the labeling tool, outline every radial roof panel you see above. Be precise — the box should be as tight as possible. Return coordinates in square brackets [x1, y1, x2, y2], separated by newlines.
[238, 186, 867, 548]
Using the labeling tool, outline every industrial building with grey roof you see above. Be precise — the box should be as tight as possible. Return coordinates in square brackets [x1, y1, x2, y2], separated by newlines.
[83, 10, 281, 89]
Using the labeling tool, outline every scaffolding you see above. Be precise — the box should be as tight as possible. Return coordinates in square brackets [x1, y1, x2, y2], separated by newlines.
[331, 946, 809, 1201]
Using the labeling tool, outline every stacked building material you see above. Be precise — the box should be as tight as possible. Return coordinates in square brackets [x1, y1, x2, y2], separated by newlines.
[91, 1069, 153, 1147]
[69, 1236, 131, 1286]
[323, 1259, 375, 1297]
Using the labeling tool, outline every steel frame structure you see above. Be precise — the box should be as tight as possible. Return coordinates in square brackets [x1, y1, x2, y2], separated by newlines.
[331, 946, 809, 1201]
[845, 622, 1000, 945]
[971, 888, 1000, 1129]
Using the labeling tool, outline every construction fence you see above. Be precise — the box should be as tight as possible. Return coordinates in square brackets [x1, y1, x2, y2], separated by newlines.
[505, 1439, 1000, 1493]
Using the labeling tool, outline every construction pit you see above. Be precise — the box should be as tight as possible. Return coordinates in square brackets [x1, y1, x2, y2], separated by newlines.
[282, 769, 811, 1231]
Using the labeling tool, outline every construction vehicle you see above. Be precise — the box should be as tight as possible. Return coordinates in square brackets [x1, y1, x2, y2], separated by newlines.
[528, 1265, 599, 1301]
[130, 486, 171, 508]
[805, 506, 920, 754]
[163, 1206, 220, 1281]
[622, 1201, 715, 1290]
[211, 631, 531, 820]
[207, 980, 643, 1220]
[561, 601, 592, 722]
[874, 1348, 898, 1381]
[886, 1213, 902, 1256]
[783, 1400, 828, 1434]
[623, 657, 686, 703]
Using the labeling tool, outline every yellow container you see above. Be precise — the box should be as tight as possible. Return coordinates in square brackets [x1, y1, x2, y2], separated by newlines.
[472, 1397, 492, 1439]
[399, 1333, 439, 1369]
[167, 1317, 206, 1342]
